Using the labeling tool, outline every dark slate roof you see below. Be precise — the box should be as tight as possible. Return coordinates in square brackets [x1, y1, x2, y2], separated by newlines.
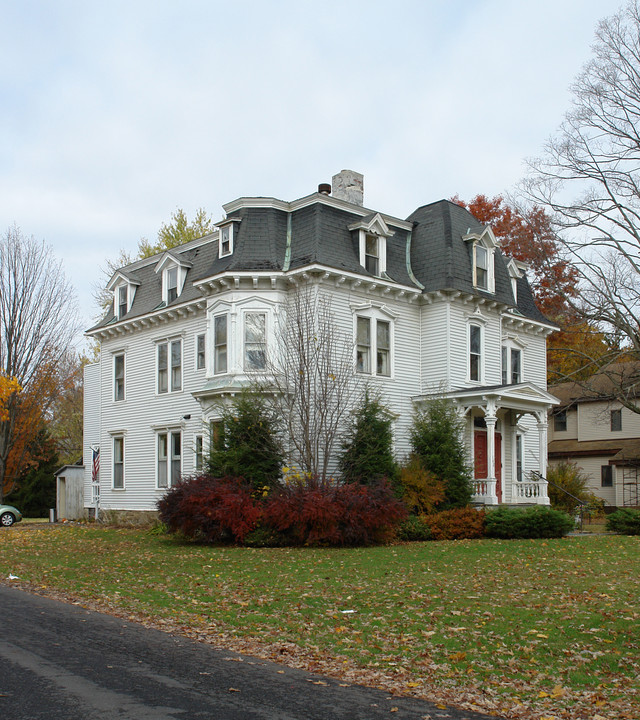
[89, 195, 551, 332]
[407, 199, 550, 324]
[89, 237, 219, 331]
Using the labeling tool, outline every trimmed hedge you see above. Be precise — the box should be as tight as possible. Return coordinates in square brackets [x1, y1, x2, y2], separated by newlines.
[420, 507, 486, 540]
[484, 506, 574, 539]
[606, 508, 640, 535]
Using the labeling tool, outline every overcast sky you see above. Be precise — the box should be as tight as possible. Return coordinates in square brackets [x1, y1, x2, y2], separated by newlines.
[0, 0, 625, 339]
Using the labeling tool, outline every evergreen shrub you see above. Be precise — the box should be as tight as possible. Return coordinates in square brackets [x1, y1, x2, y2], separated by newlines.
[339, 389, 397, 486]
[606, 508, 640, 535]
[410, 399, 472, 509]
[207, 391, 283, 491]
[396, 515, 432, 541]
[484, 506, 574, 539]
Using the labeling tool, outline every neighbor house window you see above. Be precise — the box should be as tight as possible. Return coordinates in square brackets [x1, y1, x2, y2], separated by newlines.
[196, 334, 205, 371]
[214, 315, 228, 374]
[554, 410, 567, 432]
[611, 409, 622, 432]
[158, 339, 182, 393]
[601, 465, 613, 487]
[157, 431, 181, 488]
[117, 285, 128, 319]
[167, 267, 178, 303]
[469, 324, 482, 382]
[356, 316, 392, 377]
[244, 312, 266, 371]
[364, 234, 379, 276]
[113, 436, 124, 489]
[114, 353, 125, 401]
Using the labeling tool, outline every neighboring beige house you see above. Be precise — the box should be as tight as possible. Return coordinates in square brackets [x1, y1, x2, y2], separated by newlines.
[548, 364, 640, 508]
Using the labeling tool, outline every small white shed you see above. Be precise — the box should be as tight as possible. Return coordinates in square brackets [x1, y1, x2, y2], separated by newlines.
[55, 465, 85, 520]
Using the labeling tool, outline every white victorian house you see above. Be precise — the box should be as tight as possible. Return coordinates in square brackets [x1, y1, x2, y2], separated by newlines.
[83, 170, 558, 516]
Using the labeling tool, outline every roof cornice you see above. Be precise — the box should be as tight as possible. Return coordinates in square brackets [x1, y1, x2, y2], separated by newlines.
[222, 193, 413, 232]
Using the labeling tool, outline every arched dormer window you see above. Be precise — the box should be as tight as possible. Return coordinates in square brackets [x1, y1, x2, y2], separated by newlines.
[506, 258, 528, 305]
[155, 252, 192, 305]
[348, 213, 393, 279]
[463, 227, 498, 294]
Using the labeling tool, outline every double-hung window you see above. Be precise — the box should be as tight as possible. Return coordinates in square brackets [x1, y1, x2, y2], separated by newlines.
[554, 410, 567, 432]
[158, 339, 182, 393]
[117, 285, 128, 319]
[114, 353, 125, 401]
[157, 431, 181, 488]
[195, 435, 204, 473]
[502, 345, 522, 385]
[220, 225, 232, 256]
[356, 316, 391, 377]
[244, 312, 266, 371]
[469, 324, 482, 382]
[167, 267, 178, 303]
[611, 409, 622, 432]
[601, 465, 613, 487]
[214, 315, 228, 374]
[475, 245, 488, 290]
[365, 234, 379, 276]
[113, 436, 124, 489]
[196, 334, 205, 371]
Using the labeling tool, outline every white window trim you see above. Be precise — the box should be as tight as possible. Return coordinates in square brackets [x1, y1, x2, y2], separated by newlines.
[156, 337, 183, 395]
[213, 313, 229, 375]
[468, 322, 483, 383]
[358, 231, 387, 277]
[113, 352, 125, 402]
[195, 332, 206, 371]
[194, 434, 204, 474]
[501, 336, 527, 385]
[162, 265, 187, 304]
[353, 308, 394, 379]
[243, 309, 268, 372]
[112, 435, 125, 490]
[473, 242, 495, 293]
[156, 428, 182, 490]
[218, 223, 234, 257]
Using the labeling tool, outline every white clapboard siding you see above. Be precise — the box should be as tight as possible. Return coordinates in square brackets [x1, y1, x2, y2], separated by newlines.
[83, 362, 101, 507]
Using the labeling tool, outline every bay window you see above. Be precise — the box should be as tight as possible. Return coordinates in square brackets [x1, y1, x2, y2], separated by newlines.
[244, 312, 266, 371]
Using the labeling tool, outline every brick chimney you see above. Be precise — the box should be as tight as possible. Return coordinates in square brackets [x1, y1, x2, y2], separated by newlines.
[331, 169, 364, 206]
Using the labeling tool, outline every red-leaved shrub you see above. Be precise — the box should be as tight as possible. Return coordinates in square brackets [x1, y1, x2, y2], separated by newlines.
[157, 475, 261, 543]
[263, 477, 407, 546]
[420, 507, 485, 540]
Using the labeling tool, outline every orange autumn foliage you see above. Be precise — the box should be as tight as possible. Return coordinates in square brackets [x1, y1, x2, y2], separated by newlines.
[0, 375, 21, 422]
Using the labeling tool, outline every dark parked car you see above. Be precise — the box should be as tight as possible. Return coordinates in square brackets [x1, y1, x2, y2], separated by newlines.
[0, 505, 22, 527]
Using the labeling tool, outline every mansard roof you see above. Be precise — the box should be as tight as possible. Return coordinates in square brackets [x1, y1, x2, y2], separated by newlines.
[89, 189, 552, 333]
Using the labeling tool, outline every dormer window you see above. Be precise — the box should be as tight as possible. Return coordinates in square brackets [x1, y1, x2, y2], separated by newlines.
[464, 227, 498, 294]
[475, 245, 488, 290]
[167, 267, 178, 303]
[220, 225, 232, 256]
[216, 218, 239, 258]
[348, 213, 392, 279]
[365, 234, 379, 276]
[117, 285, 128, 319]
[155, 252, 192, 305]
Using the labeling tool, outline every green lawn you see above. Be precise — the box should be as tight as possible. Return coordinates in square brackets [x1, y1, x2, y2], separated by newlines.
[1, 526, 638, 720]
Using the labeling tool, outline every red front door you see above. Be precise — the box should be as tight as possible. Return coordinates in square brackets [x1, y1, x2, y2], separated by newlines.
[474, 430, 502, 502]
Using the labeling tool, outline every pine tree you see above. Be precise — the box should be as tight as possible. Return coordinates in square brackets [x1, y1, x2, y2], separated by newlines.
[410, 399, 472, 509]
[207, 392, 283, 491]
[339, 389, 397, 485]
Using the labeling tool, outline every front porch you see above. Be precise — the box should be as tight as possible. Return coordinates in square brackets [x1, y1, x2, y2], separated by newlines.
[415, 382, 559, 507]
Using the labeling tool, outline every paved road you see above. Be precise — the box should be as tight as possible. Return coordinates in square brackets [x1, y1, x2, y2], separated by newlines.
[0, 584, 499, 720]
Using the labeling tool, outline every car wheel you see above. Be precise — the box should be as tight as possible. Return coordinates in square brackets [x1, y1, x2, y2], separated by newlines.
[0, 512, 15, 527]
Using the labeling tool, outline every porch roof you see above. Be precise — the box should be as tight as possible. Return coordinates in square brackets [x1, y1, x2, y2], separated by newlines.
[549, 437, 640, 464]
[414, 382, 559, 415]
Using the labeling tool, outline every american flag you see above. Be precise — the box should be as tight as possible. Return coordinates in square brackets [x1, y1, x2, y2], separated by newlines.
[91, 447, 100, 483]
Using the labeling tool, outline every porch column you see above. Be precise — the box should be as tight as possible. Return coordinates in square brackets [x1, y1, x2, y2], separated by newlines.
[485, 409, 498, 505]
[535, 412, 548, 479]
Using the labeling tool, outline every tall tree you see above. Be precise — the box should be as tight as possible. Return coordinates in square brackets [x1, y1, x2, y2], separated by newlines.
[453, 194, 613, 381]
[0, 226, 78, 500]
[524, 0, 640, 402]
[137, 207, 214, 258]
[258, 285, 360, 479]
[48, 351, 86, 465]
